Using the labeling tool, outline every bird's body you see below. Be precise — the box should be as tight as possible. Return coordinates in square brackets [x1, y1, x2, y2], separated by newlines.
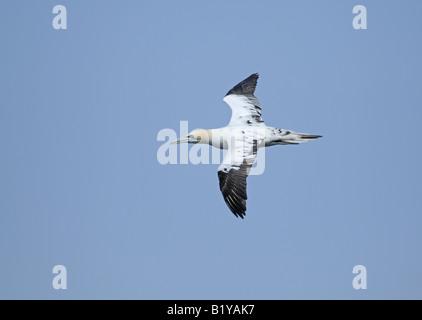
[172, 73, 321, 219]
[192, 126, 320, 150]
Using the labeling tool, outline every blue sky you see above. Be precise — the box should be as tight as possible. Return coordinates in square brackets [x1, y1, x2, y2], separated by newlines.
[1, 0, 421, 299]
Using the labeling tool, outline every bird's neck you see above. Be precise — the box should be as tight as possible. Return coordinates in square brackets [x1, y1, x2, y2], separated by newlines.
[206, 129, 226, 149]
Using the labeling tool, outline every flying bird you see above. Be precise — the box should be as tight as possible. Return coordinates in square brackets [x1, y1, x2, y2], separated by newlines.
[172, 73, 321, 218]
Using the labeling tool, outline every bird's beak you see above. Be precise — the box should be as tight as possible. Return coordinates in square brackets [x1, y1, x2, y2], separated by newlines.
[170, 136, 190, 145]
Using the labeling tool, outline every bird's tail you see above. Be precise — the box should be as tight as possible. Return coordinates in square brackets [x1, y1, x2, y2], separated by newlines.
[275, 130, 322, 145]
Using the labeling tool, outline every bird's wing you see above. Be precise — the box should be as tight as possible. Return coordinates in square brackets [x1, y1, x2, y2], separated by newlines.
[217, 130, 261, 218]
[223, 73, 265, 127]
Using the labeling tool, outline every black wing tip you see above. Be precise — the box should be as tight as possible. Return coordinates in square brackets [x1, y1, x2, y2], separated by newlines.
[224, 197, 247, 219]
[225, 73, 260, 96]
[234, 211, 246, 219]
[247, 73, 259, 81]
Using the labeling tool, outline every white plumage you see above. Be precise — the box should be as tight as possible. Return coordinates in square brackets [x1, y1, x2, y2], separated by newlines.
[172, 73, 321, 219]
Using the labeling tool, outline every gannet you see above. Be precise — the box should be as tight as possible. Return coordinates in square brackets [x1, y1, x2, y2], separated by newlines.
[172, 73, 321, 219]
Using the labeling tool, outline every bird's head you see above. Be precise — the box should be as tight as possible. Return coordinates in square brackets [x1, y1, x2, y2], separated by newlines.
[171, 129, 210, 145]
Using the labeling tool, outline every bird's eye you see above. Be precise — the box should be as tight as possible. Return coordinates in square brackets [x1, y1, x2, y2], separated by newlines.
[197, 136, 201, 141]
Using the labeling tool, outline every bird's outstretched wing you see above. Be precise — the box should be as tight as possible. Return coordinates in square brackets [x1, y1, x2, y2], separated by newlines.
[217, 130, 260, 218]
[223, 73, 265, 127]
